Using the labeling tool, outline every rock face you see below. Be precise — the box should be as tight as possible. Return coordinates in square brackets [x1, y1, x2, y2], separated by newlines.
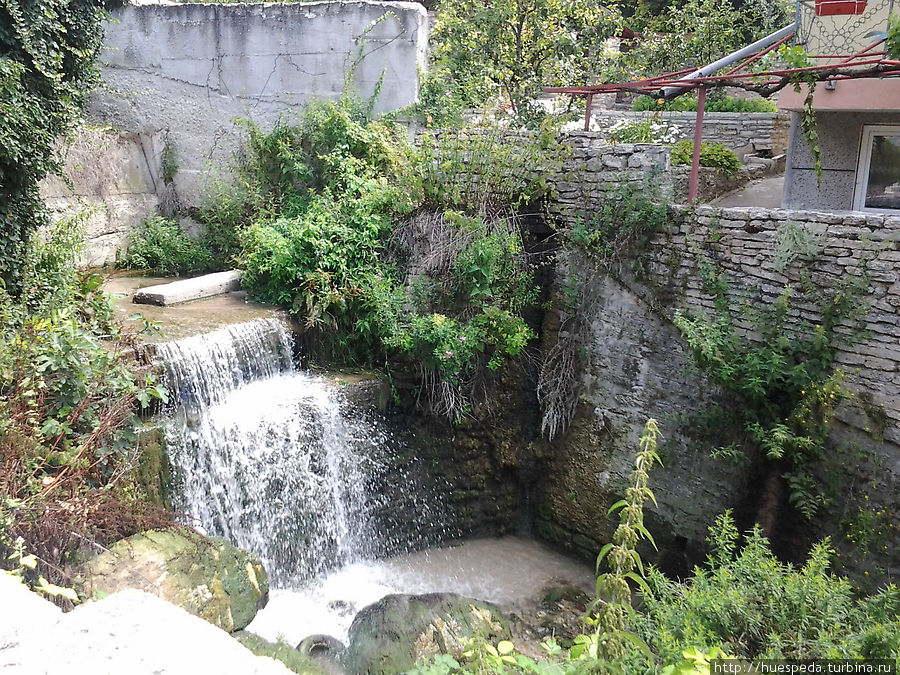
[534, 274, 747, 575]
[78, 529, 269, 632]
[0, 575, 291, 675]
[344, 593, 511, 675]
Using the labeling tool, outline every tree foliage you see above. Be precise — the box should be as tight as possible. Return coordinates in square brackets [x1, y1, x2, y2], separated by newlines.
[0, 0, 119, 289]
[431, 0, 620, 123]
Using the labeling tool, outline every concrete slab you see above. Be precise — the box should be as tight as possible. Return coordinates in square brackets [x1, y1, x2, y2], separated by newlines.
[133, 270, 243, 307]
[712, 175, 785, 209]
[106, 272, 291, 343]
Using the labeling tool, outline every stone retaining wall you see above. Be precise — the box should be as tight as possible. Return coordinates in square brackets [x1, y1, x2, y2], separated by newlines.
[590, 110, 781, 156]
[535, 204, 900, 580]
[548, 133, 747, 222]
[592, 110, 784, 154]
[645, 205, 900, 444]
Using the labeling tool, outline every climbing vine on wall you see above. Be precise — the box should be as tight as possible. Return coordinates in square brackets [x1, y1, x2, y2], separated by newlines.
[673, 236, 872, 519]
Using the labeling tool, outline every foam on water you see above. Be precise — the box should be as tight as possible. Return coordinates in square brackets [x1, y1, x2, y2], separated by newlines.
[247, 536, 595, 645]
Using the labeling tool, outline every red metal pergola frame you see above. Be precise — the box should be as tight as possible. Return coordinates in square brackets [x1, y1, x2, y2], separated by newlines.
[545, 34, 900, 203]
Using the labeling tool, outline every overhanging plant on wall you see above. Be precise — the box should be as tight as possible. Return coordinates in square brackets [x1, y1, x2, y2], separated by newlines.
[0, 0, 125, 291]
[673, 243, 872, 521]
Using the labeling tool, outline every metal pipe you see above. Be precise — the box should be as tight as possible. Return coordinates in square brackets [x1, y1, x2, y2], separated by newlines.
[659, 24, 795, 98]
[688, 86, 706, 204]
[584, 93, 593, 131]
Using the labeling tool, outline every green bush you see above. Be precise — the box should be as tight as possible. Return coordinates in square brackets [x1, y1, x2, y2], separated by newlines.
[670, 140, 741, 175]
[633, 94, 776, 113]
[221, 97, 552, 420]
[1, 215, 168, 591]
[121, 216, 214, 276]
[639, 512, 900, 664]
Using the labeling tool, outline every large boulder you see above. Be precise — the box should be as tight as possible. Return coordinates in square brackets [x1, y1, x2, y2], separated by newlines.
[78, 529, 268, 632]
[344, 593, 510, 675]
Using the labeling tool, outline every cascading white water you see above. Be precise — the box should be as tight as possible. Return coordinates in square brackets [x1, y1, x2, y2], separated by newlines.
[155, 317, 594, 647]
[158, 318, 392, 585]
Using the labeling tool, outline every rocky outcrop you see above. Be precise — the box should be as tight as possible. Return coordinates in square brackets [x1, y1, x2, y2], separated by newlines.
[78, 529, 269, 632]
[344, 593, 510, 675]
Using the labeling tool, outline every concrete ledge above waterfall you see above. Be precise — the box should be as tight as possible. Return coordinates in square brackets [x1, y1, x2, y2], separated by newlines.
[133, 271, 243, 306]
[106, 272, 290, 342]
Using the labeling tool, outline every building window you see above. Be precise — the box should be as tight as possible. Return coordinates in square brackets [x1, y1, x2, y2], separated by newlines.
[854, 125, 900, 212]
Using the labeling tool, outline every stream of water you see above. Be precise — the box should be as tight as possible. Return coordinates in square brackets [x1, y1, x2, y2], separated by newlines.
[158, 317, 592, 646]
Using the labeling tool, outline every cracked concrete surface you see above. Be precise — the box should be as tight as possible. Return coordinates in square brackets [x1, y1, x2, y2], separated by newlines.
[87, 1, 429, 207]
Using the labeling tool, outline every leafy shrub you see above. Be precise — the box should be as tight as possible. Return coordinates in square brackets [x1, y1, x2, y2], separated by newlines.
[122, 217, 214, 276]
[217, 96, 552, 420]
[632, 94, 776, 113]
[639, 512, 900, 664]
[420, 122, 568, 210]
[565, 177, 669, 264]
[1, 216, 169, 592]
[670, 140, 741, 175]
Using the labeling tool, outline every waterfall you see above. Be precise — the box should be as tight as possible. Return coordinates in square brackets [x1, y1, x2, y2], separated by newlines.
[158, 318, 395, 585]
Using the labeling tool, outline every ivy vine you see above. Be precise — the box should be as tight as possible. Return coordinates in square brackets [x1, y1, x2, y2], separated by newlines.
[0, 0, 122, 290]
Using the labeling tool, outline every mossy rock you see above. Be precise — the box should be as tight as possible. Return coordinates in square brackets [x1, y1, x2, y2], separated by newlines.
[134, 424, 171, 510]
[78, 529, 268, 632]
[344, 593, 510, 675]
[233, 631, 326, 674]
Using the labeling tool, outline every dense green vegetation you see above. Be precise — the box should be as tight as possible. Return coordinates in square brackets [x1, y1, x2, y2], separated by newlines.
[0, 0, 172, 595]
[127, 98, 564, 419]
[411, 0, 790, 128]
[0, 0, 121, 291]
[0, 215, 168, 594]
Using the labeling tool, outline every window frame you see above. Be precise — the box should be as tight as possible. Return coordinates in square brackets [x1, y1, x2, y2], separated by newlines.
[853, 124, 900, 213]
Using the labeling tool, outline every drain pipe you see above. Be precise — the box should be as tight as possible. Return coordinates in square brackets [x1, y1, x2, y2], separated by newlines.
[659, 24, 794, 203]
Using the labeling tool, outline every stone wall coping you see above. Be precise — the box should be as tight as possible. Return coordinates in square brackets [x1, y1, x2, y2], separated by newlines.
[688, 204, 900, 228]
[594, 111, 777, 120]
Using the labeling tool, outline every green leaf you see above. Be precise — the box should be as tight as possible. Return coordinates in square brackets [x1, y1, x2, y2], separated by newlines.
[620, 630, 654, 662]
[607, 499, 627, 515]
[37, 576, 79, 602]
[624, 571, 651, 595]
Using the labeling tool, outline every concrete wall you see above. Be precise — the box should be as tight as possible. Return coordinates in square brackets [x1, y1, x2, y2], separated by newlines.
[88, 1, 428, 206]
[590, 110, 784, 158]
[39, 127, 160, 266]
[783, 111, 900, 211]
[547, 132, 750, 224]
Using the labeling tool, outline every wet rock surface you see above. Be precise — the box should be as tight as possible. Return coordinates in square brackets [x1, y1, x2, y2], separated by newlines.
[78, 529, 269, 632]
[344, 593, 510, 675]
